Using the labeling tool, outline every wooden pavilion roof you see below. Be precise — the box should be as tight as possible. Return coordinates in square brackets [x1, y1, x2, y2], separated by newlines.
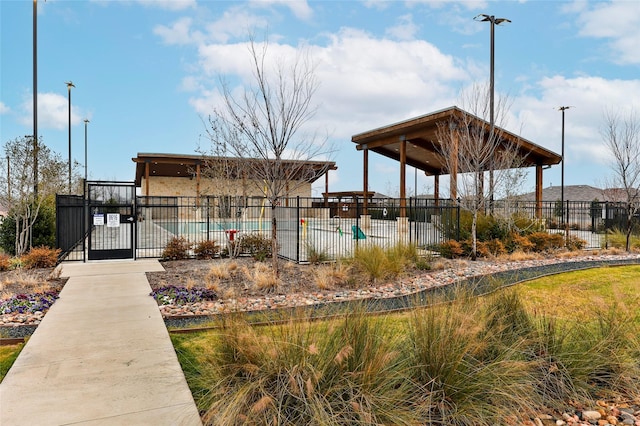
[351, 106, 561, 176]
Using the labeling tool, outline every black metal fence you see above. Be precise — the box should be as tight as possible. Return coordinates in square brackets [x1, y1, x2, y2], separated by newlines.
[58, 194, 639, 262]
[55, 194, 85, 261]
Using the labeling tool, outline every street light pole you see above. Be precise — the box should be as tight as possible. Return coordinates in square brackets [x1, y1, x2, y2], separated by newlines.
[65, 81, 75, 194]
[84, 119, 89, 185]
[474, 14, 510, 211]
[33, 0, 38, 198]
[6, 156, 10, 204]
[559, 106, 571, 233]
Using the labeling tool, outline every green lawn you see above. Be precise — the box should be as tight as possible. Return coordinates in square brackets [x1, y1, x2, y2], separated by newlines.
[0, 342, 24, 382]
[2, 265, 639, 389]
[170, 265, 640, 425]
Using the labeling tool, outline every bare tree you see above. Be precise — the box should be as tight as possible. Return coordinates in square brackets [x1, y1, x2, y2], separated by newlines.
[205, 37, 334, 274]
[601, 108, 640, 251]
[434, 85, 528, 260]
[0, 136, 75, 255]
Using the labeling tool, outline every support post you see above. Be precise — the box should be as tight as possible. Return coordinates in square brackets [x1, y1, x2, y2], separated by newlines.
[363, 146, 369, 215]
[399, 136, 407, 217]
[535, 164, 543, 219]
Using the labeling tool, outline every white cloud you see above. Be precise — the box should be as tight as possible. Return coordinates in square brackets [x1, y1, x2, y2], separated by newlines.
[135, 0, 196, 11]
[249, 0, 313, 20]
[189, 28, 468, 141]
[574, 1, 640, 64]
[512, 75, 640, 171]
[153, 17, 200, 45]
[19, 92, 84, 131]
[0, 102, 9, 114]
[204, 7, 270, 43]
[385, 14, 419, 41]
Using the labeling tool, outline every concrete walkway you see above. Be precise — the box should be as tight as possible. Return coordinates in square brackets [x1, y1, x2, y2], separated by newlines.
[0, 259, 202, 426]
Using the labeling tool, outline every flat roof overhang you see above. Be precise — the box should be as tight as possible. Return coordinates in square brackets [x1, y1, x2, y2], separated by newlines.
[132, 153, 337, 187]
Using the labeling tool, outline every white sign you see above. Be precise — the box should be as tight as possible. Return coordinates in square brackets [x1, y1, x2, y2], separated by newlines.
[107, 213, 120, 228]
[93, 214, 104, 226]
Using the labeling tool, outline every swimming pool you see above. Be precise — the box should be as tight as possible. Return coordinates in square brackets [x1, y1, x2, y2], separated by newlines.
[156, 220, 272, 235]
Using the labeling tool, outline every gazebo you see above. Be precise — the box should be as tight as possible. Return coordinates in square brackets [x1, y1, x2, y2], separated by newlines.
[351, 106, 562, 220]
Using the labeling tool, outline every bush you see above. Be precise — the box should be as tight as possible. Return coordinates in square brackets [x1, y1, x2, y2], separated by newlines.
[438, 239, 463, 258]
[305, 241, 330, 264]
[506, 232, 536, 253]
[161, 236, 192, 260]
[526, 232, 564, 252]
[194, 240, 220, 259]
[485, 238, 507, 256]
[21, 246, 60, 269]
[0, 200, 56, 256]
[239, 233, 272, 261]
[565, 235, 587, 251]
[0, 253, 10, 271]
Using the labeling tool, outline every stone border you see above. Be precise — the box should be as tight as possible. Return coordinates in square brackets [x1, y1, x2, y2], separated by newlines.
[3, 256, 639, 339]
[165, 256, 640, 331]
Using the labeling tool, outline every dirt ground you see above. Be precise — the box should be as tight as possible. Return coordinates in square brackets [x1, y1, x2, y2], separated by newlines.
[0, 267, 67, 298]
[146, 257, 357, 299]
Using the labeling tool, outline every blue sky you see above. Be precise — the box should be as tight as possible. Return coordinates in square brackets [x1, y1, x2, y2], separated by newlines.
[2, 0, 640, 197]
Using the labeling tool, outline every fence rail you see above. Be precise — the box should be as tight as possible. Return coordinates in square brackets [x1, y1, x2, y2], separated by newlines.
[58, 195, 637, 262]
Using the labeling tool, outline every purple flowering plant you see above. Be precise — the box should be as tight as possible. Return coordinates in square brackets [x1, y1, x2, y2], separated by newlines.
[149, 285, 218, 306]
[0, 291, 59, 315]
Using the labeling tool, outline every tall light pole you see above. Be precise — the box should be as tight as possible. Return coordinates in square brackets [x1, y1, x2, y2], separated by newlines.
[65, 81, 75, 193]
[6, 156, 10, 204]
[33, 0, 39, 198]
[84, 119, 89, 185]
[559, 106, 572, 233]
[474, 14, 510, 210]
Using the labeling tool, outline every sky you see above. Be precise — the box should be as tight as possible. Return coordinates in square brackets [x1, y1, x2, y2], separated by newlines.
[2, 0, 640, 198]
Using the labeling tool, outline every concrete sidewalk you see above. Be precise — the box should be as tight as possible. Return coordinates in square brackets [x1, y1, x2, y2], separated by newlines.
[0, 259, 202, 425]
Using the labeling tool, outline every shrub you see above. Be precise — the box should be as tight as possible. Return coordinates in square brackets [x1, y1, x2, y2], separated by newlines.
[438, 239, 463, 258]
[565, 235, 587, 251]
[239, 233, 272, 261]
[351, 244, 388, 282]
[0, 254, 10, 271]
[485, 238, 506, 256]
[161, 236, 192, 260]
[194, 240, 220, 259]
[506, 232, 536, 253]
[21, 246, 60, 269]
[415, 257, 431, 271]
[526, 232, 564, 252]
[305, 241, 330, 264]
[459, 239, 490, 258]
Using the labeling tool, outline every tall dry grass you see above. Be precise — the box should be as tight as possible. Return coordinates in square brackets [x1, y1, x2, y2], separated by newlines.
[173, 282, 640, 425]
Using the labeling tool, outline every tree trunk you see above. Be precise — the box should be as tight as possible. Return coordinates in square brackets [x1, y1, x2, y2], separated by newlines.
[471, 210, 478, 261]
[271, 206, 279, 277]
[626, 206, 632, 252]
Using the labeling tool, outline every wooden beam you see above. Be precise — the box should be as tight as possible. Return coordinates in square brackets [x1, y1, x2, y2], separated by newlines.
[144, 161, 150, 196]
[324, 170, 329, 208]
[400, 136, 406, 217]
[536, 164, 543, 219]
[363, 148, 369, 215]
[434, 175, 440, 207]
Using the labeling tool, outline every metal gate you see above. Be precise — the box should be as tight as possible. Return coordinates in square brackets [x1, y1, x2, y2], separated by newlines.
[87, 181, 136, 260]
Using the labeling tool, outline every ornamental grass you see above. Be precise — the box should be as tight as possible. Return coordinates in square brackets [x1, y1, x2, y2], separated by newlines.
[172, 277, 640, 426]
